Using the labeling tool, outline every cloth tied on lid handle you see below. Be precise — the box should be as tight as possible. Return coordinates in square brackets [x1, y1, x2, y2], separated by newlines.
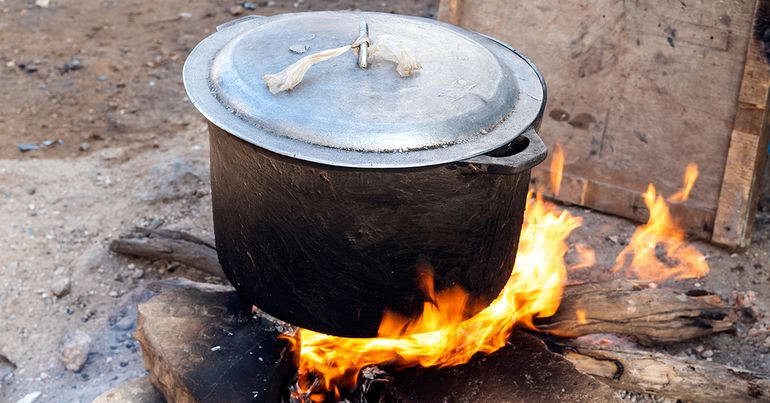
[262, 20, 422, 94]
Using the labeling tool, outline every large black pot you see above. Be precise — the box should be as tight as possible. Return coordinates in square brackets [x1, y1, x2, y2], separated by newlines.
[184, 12, 548, 337]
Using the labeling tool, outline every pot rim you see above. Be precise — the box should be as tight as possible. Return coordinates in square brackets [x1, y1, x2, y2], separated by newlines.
[184, 11, 546, 169]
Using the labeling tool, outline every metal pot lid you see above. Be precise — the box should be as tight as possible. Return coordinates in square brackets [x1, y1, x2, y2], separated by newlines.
[184, 11, 545, 168]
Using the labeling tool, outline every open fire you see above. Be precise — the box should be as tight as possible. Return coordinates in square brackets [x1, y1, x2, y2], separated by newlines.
[287, 148, 709, 400]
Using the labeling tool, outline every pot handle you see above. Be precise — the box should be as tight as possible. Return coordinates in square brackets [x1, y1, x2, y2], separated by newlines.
[458, 128, 548, 175]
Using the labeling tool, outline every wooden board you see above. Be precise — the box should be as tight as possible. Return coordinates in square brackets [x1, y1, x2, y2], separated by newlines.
[439, 0, 770, 246]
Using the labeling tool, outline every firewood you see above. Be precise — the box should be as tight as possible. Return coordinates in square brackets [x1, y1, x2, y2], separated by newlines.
[537, 279, 735, 344]
[560, 339, 770, 402]
[109, 227, 225, 278]
[110, 228, 734, 344]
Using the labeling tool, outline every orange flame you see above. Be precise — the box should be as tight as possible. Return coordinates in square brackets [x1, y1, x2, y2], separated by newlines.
[668, 163, 698, 203]
[575, 309, 587, 325]
[550, 144, 565, 197]
[569, 243, 596, 271]
[612, 165, 708, 281]
[290, 191, 581, 394]
[287, 152, 709, 399]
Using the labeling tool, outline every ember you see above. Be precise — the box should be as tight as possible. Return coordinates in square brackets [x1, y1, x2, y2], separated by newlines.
[287, 150, 710, 400]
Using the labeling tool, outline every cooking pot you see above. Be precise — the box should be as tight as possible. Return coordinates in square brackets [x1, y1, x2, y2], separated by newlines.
[184, 11, 547, 337]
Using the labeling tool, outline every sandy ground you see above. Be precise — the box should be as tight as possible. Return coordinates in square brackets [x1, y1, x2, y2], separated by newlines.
[1, 0, 769, 402]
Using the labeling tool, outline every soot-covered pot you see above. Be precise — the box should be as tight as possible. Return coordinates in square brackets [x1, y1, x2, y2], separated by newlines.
[183, 11, 548, 337]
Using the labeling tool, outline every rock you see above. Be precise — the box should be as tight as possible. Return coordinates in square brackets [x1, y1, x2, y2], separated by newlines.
[112, 315, 135, 332]
[79, 142, 91, 152]
[59, 329, 92, 372]
[15, 392, 41, 403]
[93, 376, 164, 403]
[34, 0, 49, 7]
[242, 2, 257, 10]
[702, 349, 714, 358]
[50, 276, 71, 297]
[135, 279, 294, 403]
[228, 5, 244, 15]
[71, 244, 108, 277]
[0, 353, 16, 384]
[62, 58, 83, 73]
[141, 159, 206, 204]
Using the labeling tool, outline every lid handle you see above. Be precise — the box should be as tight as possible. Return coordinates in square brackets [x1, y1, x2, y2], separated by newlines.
[262, 20, 421, 94]
[357, 20, 369, 69]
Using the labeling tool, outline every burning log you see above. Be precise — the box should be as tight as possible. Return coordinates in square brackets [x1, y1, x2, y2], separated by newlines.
[537, 279, 735, 344]
[560, 337, 770, 402]
[110, 228, 734, 345]
[109, 226, 224, 278]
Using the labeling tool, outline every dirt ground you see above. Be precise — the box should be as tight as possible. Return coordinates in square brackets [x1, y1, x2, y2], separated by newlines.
[0, 0, 768, 402]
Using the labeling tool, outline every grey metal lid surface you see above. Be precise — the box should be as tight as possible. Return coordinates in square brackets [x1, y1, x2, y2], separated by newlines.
[184, 11, 545, 168]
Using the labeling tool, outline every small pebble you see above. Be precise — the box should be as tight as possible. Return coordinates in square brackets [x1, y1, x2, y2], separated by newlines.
[79, 142, 91, 151]
[694, 345, 704, 353]
[242, 1, 256, 10]
[228, 5, 244, 15]
[50, 277, 71, 297]
[112, 316, 134, 331]
[702, 349, 714, 358]
[63, 58, 83, 73]
[59, 329, 92, 372]
[108, 290, 119, 297]
[16, 392, 41, 403]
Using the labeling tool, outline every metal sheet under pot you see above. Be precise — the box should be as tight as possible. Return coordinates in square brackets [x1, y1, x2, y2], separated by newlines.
[184, 11, 548, 337]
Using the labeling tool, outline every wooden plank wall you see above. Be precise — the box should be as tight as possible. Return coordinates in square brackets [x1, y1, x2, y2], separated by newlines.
[439, 0, 770, 246]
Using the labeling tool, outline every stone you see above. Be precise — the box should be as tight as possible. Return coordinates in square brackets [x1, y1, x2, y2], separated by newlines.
[135, 279, 295, 403]
[15, 392, 41, 403]
[112, 315, 135, 332]
[0, 353, 16, 384]
[93, 376, 164, 403]
[59, 329, 92, 372]
[50, 276, 71, 297]
[140, 158, 206, 204]
[71, 244, 108, 277]
[228, 5, 244, 16]
[79, 142, 91, 152]
[62, 58, 83, 73]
